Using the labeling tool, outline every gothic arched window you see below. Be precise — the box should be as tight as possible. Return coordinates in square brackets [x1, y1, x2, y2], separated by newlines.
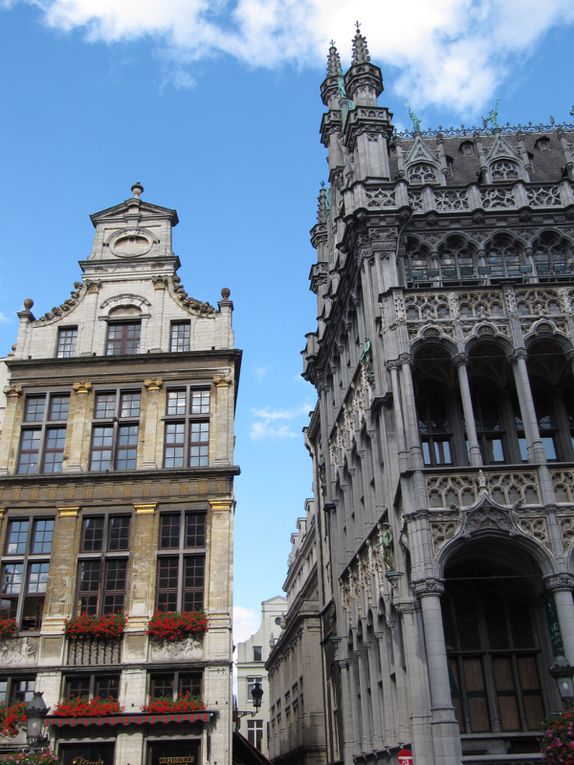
[437, 235, 478, 283]
[407, 162, 437, 185]
[443, 555, 546, 735]
[404, 237, 432, 285]
[532, 231, 573, 280]
[490, 158, 521, 182]
[485, 234, 523, 280]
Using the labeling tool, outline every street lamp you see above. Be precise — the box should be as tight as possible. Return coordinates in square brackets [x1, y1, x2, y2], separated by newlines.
[25, 691, 50, 748]
[235, 680, 264, 722]
[550, 656, 574, 703]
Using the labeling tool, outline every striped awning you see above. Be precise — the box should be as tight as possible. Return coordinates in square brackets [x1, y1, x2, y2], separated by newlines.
[47, 712, 215, 728]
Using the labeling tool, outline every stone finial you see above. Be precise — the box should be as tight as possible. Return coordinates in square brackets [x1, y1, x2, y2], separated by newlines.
[351, 21, 370, 64]
[23, 298, 34, 311]
[317, 185, 327, 224]
[221, 287, 231, 301]
[131, 181, 144, 199]
[326, 40, 342, 78]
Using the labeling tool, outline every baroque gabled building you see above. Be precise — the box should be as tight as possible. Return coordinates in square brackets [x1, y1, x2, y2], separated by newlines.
[301, 27, 574, 765]
[0, 184, 240, 765]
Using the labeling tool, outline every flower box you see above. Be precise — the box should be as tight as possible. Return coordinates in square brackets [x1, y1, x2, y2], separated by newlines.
[0, 750, 59, 765]
[0, 618, 17, 638]
[64, 613, 125, 639]
[541, 707, 574, 763]
[52, 696, 122, 717]
[141, 693, 206, 714]
[146, 611, 208, 641]
[0, 701, 26, 737]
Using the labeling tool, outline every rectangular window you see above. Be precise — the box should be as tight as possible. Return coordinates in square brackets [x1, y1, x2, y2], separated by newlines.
[0, 677, 35, 704]
[247, 719, 264, 750]
[149, 672, 202, 701]
[90, 391, 140, 471]
[17, 393, 69, 474]
[0, 517, 53, 631]
[253, 645, 262, 662]
[105, 321, 141, 356]
[64, 675, 119, 700]
[75, 515, 131, 616]
[156, 510, 206, 612]
[164, 387, 210, 468]
[56, 327, 78, 358]
[170, 321, 191, 352]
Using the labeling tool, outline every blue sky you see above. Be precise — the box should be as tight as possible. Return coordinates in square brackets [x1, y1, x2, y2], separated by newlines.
[0, 0, 573, 641]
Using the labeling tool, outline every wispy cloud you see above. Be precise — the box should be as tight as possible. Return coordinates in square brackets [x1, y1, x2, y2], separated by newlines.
[4, 1, 574, 114]
[0, 312, 11, 324]
[233, 605, 260, 644]
[254, 366, 268, 382]
[250, 401, 312, 440]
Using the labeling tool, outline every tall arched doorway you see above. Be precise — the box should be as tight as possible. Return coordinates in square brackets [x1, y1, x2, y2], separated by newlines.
[442, 540, 555, 756]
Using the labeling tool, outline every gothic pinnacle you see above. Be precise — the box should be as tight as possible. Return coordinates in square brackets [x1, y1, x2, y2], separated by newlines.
[317, 184, 327, 224]
[351, 20, 370, 65]
[326, 40, 341, 78]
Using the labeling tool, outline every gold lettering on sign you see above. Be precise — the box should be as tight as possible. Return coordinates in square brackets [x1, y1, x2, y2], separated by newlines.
[72, 756, 104, 765]
[158, 757, 195, 764]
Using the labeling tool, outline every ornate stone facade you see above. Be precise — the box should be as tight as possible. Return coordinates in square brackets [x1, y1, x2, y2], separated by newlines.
[0, 187, 240, 764]
[301, 27, 574, 765]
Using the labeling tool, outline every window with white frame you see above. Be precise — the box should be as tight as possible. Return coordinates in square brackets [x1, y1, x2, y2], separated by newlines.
[56, 327, 78, 358]
[0, 517, 54, 630]
[163, 387, 210, 468]
[90, 390, 140, 471]
[17, 393, 69, 474]
[170, 321, 191, 352]
[247, 719, 264, 750]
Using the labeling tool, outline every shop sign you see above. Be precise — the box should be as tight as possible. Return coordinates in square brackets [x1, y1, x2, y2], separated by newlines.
[61, 743, 115, 765]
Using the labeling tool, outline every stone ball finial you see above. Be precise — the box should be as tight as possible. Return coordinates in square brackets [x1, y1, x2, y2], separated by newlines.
[221, 288, 231, 300]
[23, 298, 34, 311]
[131, 182, 144, 199]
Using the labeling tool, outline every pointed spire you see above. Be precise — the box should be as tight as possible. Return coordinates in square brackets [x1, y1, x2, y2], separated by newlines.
[326, 40, 341, 78]
[351, 21, 370, 65]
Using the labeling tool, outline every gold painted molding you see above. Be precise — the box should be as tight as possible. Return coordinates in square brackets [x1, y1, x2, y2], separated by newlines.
[72, 382, 92, 395]
[213, 376, 232, 388]
[209, 499, 234, 512]
[134, 503, 157, 515]
[57, 506, 80, 518]
[144, 378, 163, 391]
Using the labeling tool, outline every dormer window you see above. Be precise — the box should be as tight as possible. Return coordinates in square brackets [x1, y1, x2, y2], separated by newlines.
[490, 159, 520, 182]
[407, 162, 437, 185]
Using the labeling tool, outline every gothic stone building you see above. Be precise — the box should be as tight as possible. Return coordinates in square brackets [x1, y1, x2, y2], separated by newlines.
[301, 29, 574, 765]
[0, 185, 240, 765]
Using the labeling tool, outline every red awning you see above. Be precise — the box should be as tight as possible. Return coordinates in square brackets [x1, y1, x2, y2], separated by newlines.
[47, 712, 213, 728]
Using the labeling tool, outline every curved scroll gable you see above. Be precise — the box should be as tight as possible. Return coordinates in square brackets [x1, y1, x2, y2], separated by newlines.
[34, 282, 88, 325]
[166, 276, 217, 317]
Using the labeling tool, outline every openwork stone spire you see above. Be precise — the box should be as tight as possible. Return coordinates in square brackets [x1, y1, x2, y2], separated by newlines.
[317, 183, 328, 224]
[351, 21, 370, 64]
[326, 40, 342, 78]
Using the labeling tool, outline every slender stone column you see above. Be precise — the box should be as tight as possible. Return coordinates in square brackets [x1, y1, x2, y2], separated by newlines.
[355, 646, 373, 750]
[43, 507, 81, 632]
[454, 353, 482, 467]
[65, 381, 93, 472]
[509, 348, 546, 463]
[0, 384, 23, 475]
[412, 579, 462, 765]
[544, 573, 574, 665]
[128, 503, 158, 630]
[386, 361, 409, 472]
[213, 375, 233, 465]
[398, 354, 424, 468]
[141, 378, 163, 469]
[339, 658, 357, 765]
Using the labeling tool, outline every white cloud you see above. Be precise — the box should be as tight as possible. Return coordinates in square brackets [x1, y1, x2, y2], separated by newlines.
[233, 605, 260, 644]
[5, 0, 574, 114]
[254, 366, 268, 382]
[0, 312, 11, 324]
[250, 401, 312, 440]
